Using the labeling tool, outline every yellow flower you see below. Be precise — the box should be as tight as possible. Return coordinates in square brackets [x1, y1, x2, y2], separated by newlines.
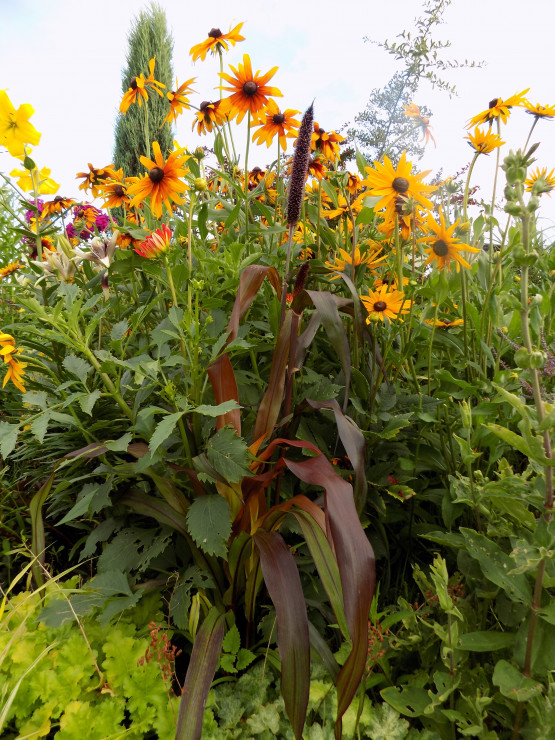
[360, 151, 436, 217]
[403, 102, 436, 147]
[0, 261, 23, 280]
[10, 166, 59, 194]
[220, 54, 282, 124]
[525, 167, 555, 195]
[119, 58, 165, 114]
[465, 127, 505, 155]
[0, 332, 26, 393]
[311, 123, 344, 161]
[76, 163, 116, 198]
[360, 285, 411, 322]
[467, 89, 529, 128]
[165, 78, 196, 124]
[425, 317, 464, 328]
[127, 141, 188, 219]
[0, 90, 41, 156]
[524, 102, 555, 120]
[418, 208, 480, 271]
[192, 100, 228, 135]
[251, 100, 300, 151]
[325, 244, 386, 276]
[190, 23, 245, 62]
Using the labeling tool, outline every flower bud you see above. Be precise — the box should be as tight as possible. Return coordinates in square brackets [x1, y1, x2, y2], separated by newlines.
[194, 177, 207, 192]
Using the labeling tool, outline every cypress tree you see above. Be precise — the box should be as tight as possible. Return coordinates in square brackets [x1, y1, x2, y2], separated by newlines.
[114, 3, 174, 177]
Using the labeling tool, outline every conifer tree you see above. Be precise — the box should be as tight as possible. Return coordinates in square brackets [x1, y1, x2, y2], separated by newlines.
[114, 3, 174, 177]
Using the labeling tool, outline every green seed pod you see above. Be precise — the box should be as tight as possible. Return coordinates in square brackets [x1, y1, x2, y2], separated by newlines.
[505, 201, 523, 217]
[514, 348, 531, 368]
[530, 350, 547, 369]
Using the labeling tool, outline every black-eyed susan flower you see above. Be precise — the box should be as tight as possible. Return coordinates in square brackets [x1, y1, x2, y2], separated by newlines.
[311, 123, 344, 161]
[10, 166, 59, 195]
[96, 168, 130, 209]
[190, 23, 245, 62]
[525, 167, 555, 195]
[0, 90, 41, 156]
[466, 127, 505, 155]
[360, 285, 411, 323]
[220, 54, 282, 124]
[0, 332, 26, 393]
[127, 142, 188, 219]
[325, 244, 386, 276]
[76, 163, 116, 199]
[307, 157, 326, 181]
[425, 317, 464, 328]
[192, 100, 228, 135]
[418, 208, 480, 271]
[361, 151, 436, 217]
[251, 100, 300, 150]
[119, 58, 166, 114]
[403, 102, 436, 147]
[165, 78, 196, 124]
[467, 89, 529, 128]
[524, 102, 555, 120]
[134, 224, 172, 259]
[40, 196, 75, 219]
[346, 172, 362, 195]
[0, 261, 23, 280]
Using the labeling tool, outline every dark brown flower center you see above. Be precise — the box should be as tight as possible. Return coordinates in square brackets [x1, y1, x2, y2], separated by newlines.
[272, 113, 285, 125]
[114, 185, 125, 197]
[488, 97, 500, 109]
[208, 28, 222, 38]
[392, 177, 409, 194]
[130, 77, 138, 90]
[432, 239, 449, 256]
[242, 81, 258, 97]
[373, 301, 387, 312]
[442, 319, 452, 325]
[318, 128, 325, 134]
[54, 195, 64, 203]
[149, 167, 165, 184]
[77, 209, 85, 218]
[200, 101, 211, 111]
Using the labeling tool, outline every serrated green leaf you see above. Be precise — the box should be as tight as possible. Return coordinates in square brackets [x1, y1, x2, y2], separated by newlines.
[110, 319, 129, 341]
[0, 422, 19, 458]
[193, 400, 241, 417]
[236, 648, 256, 671]
[30, 412, 51, 443]
[492, 659, 543, 702]
[63, 354, 92, 378]
[186, 495, 231, 558]
[222, 624, 241, 655]
[206, 426, 251, 484]
[105, 432, 133, 452]
[78, 389, 101, 415]
[22, 390, 48, 409]
[149, 411, 184, 454]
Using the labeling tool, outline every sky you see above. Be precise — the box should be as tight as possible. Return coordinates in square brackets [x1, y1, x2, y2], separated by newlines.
[1, 0, 555, 231]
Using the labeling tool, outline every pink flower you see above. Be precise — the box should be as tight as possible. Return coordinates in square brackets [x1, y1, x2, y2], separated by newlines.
[134, 224, 172, 259]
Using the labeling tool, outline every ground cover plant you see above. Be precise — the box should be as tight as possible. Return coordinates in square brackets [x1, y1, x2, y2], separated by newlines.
[1, 12, 554, 740]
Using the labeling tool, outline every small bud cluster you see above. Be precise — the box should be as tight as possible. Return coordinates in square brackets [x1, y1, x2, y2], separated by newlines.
[502, 144, 540, 218]
[137, 621, 182, 691]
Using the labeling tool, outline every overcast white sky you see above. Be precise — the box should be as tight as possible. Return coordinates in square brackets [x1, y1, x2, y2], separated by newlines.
[2, 0, 555, 231]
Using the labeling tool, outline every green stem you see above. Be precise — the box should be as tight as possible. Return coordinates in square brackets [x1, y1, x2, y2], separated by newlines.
[244, 110, 251, 242]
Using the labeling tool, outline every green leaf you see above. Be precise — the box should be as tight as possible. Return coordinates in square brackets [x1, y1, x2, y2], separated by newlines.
[457, 631, 516, 652]
[62, 354, 92, 378]
[186, 495, 232, 558]
[110, 319, 129, 341]
[193, 400, 241, 417]
[0, 421, 19, 458]
[78, 389, 101, 416]
[485, 423, 547, 465]
[105, 432, 133, 452]
[222, 624, 241, 655]
[460, 528, 532, 604]
[30, 412, 51, 444]
[149, 411, 184, 454]
[381, 686, 431, 717]
[206, 426, 252, 484]
[492, 659, 543, 702]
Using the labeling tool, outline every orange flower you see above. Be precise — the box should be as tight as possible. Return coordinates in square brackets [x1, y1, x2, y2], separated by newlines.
[1, 332, 26, 393]
[220, 54, 282, 124]
[135, 224, 172, 259]
[119, 58, 165, 114]
[0, 261, 23, 280]
[190, 23, 245, 62]
[192, 100, 228, 135]
[403, 102, 436, 147]
[165, 78, 196, 124]
[251, 100, 300, 150]
[127, 142, 188, 219]
[311, 123, 344, 161]
[418, 208, 480, 271]
[76, 163, 116, 199]
[97, 168, 130, 209]
[40, 196, 75, 219]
